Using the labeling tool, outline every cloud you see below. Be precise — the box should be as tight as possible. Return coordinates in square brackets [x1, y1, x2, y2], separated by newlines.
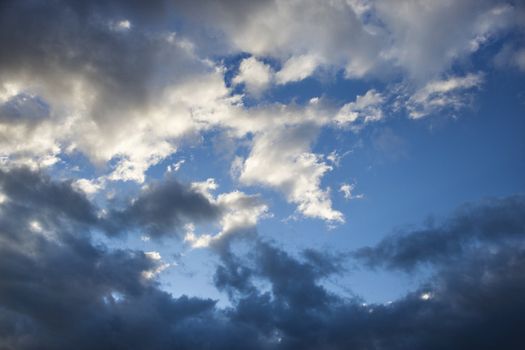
[0, 169, 228, 350]
[275, 54, 319, 84]
[354, 195, 525, 270]
[232, 57, 273, 96]
[107, 178, 221, 238]
[0, 168, 99, 228]
[1, 174, 524, 349]
[339, 183, 364, 200]
[238, 124, 344, 223]
[184, 189, 269, 248]
[1, 0, 517, 225]
[211, 232, 525, 349]
[0, 167, 266, 247]
[406, 73, 484, 118]
[176, 0, 522, 81]
[335, 89, 385, 128]
[495, 43, 525, 72]
[373, 0, 518, 80]
[0, 0, 237, 182]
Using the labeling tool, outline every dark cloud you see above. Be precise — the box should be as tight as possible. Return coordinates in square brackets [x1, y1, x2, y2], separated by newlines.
[0, 167, 220, 239]
[0, 168, 263, 349]
[107, 179, 221, 237]
[214, 237, 525, 350]
[0, 168, 98, 233]
[354, 195, 525, 270]
[1, 169, 524, 349]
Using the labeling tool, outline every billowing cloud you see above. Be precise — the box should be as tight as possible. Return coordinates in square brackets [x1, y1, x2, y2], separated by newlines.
[275, 54, 319, 84]
[238, 124, 343, 223]
[0, 177, 524, 349]
[335, 89, 385, 128]
[184, 183, 269, 248]
[176, 0, 522, 80]
[0, 1, 524, 348]
[232, 57, 273, 96]
[2, 0, 520, 222]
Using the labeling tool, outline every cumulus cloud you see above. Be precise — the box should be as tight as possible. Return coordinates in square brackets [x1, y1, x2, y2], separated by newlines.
[373, 0, 518, 80]
[275, 54, 319, 84]
[185, 189, 269, 248]
[176, 0, 522, 81]
[232, 57, 273, 96]
[1, 1, 524, 348]
[335, 89, 385, 128]
[1, 0, 519, 223]
[0, 0, 237, 182]
[238, 124, 344, 223]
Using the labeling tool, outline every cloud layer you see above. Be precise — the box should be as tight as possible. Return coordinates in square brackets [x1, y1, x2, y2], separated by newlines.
[0, 169, 524, 349]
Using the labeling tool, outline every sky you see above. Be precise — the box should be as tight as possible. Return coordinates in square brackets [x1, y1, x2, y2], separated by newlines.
[0, 0, 525, 349]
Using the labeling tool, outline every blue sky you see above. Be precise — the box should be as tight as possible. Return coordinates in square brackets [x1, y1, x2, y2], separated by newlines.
[0, 1, 525, 349]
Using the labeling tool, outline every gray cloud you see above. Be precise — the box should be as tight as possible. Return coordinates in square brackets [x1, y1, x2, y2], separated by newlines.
[107, 179, 221, 238]
[212, 235, 525, 349]
[0, 168, 98, 234]
[354, 195, 525, 270]
[0, 172, 524, 349]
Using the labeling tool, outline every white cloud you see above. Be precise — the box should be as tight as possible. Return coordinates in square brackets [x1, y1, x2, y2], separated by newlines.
[110, 19, 132, 32]
[73, 178, 105, 195]
[374, 0, 516, 80]
[145, 251, 162, 261]
[178, 0, 521, 82]
[339, 183, 364, 200]
[2, 0, 519, 228]
[335, 89, 384, 127]
[216, 191, 269, 236]
[0, 30, 239, 182]
[142, 251, 171, 279]
[184, 189, 269, 248]
[275, 54, 319, 84]
[117, 20, 131, 30]
[238, 125, 343, 223]
[191, 178, 219, 201]
[233, 57, 273, 96]
[407, 73, 484, 119]
[420, 292, 433, 301]
[167, 159, 186, 173]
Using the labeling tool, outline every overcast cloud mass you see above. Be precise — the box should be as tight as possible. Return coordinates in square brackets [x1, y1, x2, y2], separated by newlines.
[0, 0, 524, 349]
